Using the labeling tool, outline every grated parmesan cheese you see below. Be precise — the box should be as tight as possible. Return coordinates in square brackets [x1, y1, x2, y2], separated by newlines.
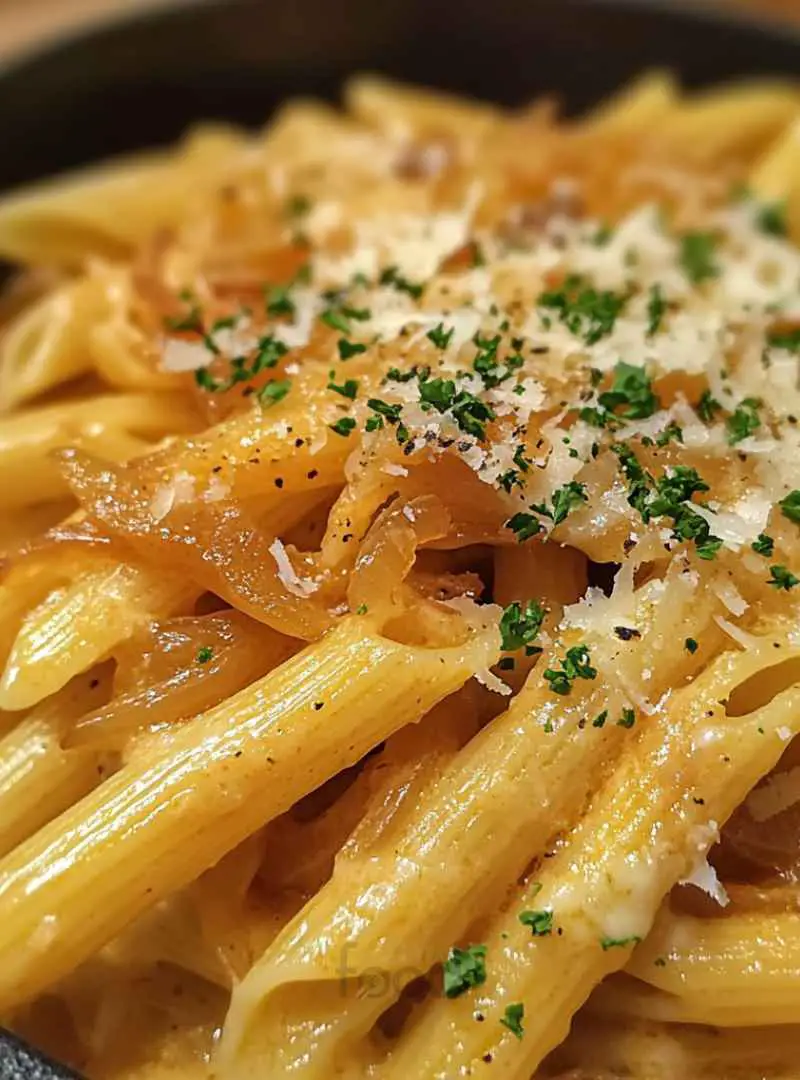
[268, 538, 318, 598]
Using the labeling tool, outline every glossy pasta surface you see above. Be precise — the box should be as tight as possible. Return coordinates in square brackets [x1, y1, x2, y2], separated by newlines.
[2, 72, 800, 1080]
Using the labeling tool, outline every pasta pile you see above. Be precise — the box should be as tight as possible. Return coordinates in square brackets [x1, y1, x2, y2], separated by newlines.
[2, 72, 800, 1080]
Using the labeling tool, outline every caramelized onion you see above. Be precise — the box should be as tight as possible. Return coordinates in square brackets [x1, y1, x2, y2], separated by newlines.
[67, 610, 295, 751]
[60, 450, 337, 639]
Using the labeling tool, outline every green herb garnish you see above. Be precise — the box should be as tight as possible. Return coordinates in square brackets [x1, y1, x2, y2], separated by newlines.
[768, 565, 800, 590]
[500, 1003, 525, 1040]
[600, 935, 642, 951]
[544, 644, 597, 695]
[598, 362, 660, 420]
[726, 398, 761, 445]
[500, 600, 546, 653]
[329, 417, 356, 437]
[442, 945, 487, 998]
[680, 231, 718, 283]
[519, 909, 553, 936]
[327, 371, 359, 399]
[779, 490, 800, 524]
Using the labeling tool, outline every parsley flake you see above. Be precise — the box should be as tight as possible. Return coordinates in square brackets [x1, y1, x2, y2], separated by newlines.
[519, 909, 553, 936]
[616, 707, 636, 728]
[695, 389, 722, 423]
[442, 945, 487, 998]
[505, 512, 543, 542]
[338, 338, 367, 360]
[779, 490, 800, 524]
[756, 199, 787, 237]
[600, 935, 642, 951]
[501, 1003, 525, 1040]
[544, 644, 596, 696]
[427, 323, 455, 349]
[646, 284, 667, 336]
[380, 265, 424, 299]
[726, 398, 761, 445]
[499, 600, 546, 653]
[329, 417, 356, 437]
[539, 277, 626, 345]
[257, 379, 291, 407]
[684, 637, 698, 654]
[196, 646, 214, 664]
[327, 371, 359, 400]
[768, 327, 800, 353]
[768, 565, 800, 590]
[752, 533, 774, 557]
[680, 231, 718, 284]
[598, 362, 660, 420]
[264, 283, 295, 318]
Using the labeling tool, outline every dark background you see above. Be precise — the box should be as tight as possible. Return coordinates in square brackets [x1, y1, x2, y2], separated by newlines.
[0, 0, 798, 191]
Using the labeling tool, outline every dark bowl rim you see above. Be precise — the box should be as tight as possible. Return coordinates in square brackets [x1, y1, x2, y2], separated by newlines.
[2, 0, 800, 92]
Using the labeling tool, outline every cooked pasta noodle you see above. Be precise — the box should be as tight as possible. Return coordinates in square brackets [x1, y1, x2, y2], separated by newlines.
[2, 71, 800, 1080]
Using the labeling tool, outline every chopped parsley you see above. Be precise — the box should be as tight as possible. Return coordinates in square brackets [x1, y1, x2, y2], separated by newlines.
[264, 283, 295, 318]
[752, 533, 774, 557]
[329, 417, 356, 437]
[285, 193, 311, 218]
[539, 276, 626, 345]
[321, 305, 370, 335]
[497, 469, 523, 493]
[592, 710, 608, 728]
[419, 377, 456, 411]
[338, 338, 367, 360]
[427, 323, 455, 349]
[612, 448, 721, 558]
[726, 398, 761, 445]
[695, 389, 721, 423]
[327, 371, 359, 399]
[531, 482, 588, 528]
[654, 421, 684, 448]
[544, 644, 596, 695]
[768, 564, 800, 590]
[321, 308, 351, 334]
[164, 293, 203, 334]
[755, 199, 787, 237]
[417, 375, 495, 440]
[519, 909, 553, 936]
[600, 935, 642, 951]
[196, 646, 214, 664]
[779, 490, 800, 525]
[505, 512, 543, 542]
[500, 1003, 525, 1040]
[685, 637, 698, 654]
[767, 327, 800, 352]
[598, 362, 660, 420]
[646, 284, 667, 336]
[380, 265, 424, 299]
[499, 600, 546, 653]
[367, 398, 403, 425]
[257, 379, 291, 407]
[193, 333, 289, 396]
[679, 231, 718, 284]
[355, 603, 368, 615]
[551, 481, 589, 525]
[616, 707, 636, 728]
[442, 944, 487, 998]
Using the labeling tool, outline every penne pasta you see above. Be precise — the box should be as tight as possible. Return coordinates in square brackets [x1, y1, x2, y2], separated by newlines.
[0, 615, 496, 1010]
[3, 71, 800, 1080]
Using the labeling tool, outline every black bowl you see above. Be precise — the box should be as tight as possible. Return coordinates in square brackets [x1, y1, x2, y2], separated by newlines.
[1, 0, 800, 1076]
